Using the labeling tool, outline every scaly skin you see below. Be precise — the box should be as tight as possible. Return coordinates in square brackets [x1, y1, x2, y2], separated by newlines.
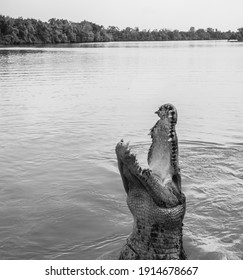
[116, 104, 186, 260]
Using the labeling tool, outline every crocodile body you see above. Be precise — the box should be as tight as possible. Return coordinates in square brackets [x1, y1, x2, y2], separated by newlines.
[115, 104, 186, 260]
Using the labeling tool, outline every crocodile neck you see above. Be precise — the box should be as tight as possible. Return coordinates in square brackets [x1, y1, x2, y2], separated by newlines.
[119, 221, 185, 260]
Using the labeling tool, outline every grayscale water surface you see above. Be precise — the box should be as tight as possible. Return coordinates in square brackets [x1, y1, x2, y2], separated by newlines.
[0, 41, 242, 259]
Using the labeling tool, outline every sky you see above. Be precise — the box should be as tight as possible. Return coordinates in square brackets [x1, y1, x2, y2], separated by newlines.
[1, 0, 243, 31]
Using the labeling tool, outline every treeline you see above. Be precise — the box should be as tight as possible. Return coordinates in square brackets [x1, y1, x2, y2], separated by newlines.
[0, 15, 112, 44]
[0, 15, 243, 45]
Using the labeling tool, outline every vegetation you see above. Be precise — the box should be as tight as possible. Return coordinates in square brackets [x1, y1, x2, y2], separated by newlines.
[0, 15, 243, 45]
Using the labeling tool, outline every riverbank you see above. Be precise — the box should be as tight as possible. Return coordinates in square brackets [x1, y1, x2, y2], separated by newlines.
[1, 15, 242, 45]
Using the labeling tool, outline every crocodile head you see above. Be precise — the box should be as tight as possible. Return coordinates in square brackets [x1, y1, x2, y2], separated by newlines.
[116, 104, 185, 225]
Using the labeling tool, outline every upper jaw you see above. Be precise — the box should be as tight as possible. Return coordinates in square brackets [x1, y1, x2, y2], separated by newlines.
[155, 103, 178, 125]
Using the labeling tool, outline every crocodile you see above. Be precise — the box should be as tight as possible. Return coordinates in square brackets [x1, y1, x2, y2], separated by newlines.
[115, 104, 186, 260]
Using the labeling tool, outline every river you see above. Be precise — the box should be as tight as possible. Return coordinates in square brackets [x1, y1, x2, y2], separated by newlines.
[0, 41, 242, 259]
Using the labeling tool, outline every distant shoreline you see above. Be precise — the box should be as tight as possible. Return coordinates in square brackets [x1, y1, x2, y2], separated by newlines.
[0, 15, 242, 45]
[1, 39, 242, 48]
[0, 39, 240, 48]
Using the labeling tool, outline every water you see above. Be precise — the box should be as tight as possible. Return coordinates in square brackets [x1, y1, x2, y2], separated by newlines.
[0, 41, 242, 260]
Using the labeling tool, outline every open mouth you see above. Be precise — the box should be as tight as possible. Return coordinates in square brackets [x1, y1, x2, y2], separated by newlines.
[116, 104, 184, 208]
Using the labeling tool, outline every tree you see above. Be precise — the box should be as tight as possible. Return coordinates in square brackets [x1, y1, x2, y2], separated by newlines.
[196, 29, 210, 40]
[237, 28, 243, 41]
[80, 21, 94, 42]
[188, 26, 197, 40]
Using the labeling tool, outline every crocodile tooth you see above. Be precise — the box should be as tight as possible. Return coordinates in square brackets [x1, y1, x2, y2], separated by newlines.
[124, 143, 129, 151]
[142, 169, 149, 176]
[145, 169, 151, 177]
[168, 138, 173, 142]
